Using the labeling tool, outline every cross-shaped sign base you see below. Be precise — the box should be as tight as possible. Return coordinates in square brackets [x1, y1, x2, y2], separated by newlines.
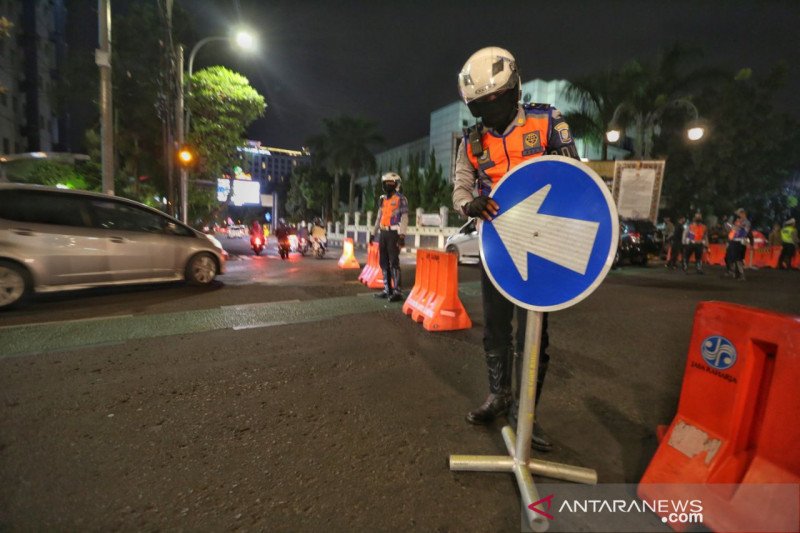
[449, 312, 598, 531]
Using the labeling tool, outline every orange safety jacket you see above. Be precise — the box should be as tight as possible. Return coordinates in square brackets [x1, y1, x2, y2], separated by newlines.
[465, 110, 552, 187]
[687, 223, 707, 243]
[380, 194, 403, 227]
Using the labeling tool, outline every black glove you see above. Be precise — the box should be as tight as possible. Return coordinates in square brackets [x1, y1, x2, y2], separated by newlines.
[463, 196, 499, 220]
[369, 234, 375, 245]
[398, 235, 405, 248]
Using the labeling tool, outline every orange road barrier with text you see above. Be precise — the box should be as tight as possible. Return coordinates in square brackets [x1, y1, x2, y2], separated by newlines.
[402, 249, 471, 331]
[337, 238, 360, 269]
[358, 242, 384, 288]
[639, 301, 800, 532]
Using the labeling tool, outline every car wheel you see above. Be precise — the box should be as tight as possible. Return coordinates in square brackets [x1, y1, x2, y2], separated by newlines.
[0, 261, 31, 310]
[446, 245, 461, 263]
[186, 253, 218, 286]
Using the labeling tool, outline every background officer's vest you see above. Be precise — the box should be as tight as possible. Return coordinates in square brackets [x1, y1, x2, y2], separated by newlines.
[380, 195, 401, 226]
[465, 110, 550, 186]
[782, 226, 796, 243]
[687, 223, 706, 243]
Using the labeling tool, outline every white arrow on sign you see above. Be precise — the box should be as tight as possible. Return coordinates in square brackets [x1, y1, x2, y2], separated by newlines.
[492, 184, 599, 280]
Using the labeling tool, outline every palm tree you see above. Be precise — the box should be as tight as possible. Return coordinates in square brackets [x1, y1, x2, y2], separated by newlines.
[563, 69, 628, 160]
[322, 116, 384, 216]
[565, 44, 725, 160]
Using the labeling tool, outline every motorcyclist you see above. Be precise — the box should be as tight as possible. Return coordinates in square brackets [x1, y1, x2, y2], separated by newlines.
[310, 218, 327, 248]
[275, 219, 290, 258]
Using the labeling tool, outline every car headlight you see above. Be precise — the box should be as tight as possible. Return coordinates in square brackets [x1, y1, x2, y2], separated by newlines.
[205, 234, 224, 250]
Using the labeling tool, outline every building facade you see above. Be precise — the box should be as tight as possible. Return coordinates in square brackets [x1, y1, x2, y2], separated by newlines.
[0, 0, 67, 155]
[357, 78, 629, 196]
[236, 140, 310, 195]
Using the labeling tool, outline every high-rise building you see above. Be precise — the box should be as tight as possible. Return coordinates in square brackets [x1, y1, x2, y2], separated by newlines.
[236, 140, 310, 194]
[0, 0, 67, 155]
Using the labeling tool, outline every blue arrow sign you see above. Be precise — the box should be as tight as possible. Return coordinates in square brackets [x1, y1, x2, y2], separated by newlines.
[479, 156, 618, 312]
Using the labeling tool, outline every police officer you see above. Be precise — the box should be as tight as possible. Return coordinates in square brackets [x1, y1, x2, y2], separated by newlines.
[778, 218, 798, 269]
[682, 213, 708, 274]
[371, 172, 408, 302]
[452, 47, 580, 451]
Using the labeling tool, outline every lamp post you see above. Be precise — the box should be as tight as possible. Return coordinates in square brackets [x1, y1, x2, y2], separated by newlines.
[605, 98, 705, 159]
[176, 31, 256, 224]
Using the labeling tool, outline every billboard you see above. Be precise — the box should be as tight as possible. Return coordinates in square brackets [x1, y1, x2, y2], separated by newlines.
[612, 161, 666, 223]
[216, 179, 261, 206]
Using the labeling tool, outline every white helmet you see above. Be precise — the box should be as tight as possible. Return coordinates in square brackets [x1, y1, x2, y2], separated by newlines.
[381, 172, 401, 183]
[458, 47, 520, 104]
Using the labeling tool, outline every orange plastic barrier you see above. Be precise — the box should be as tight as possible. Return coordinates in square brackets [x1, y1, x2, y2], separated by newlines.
[750, 245, 779, 268]
[705, 243, 727, 266]
[402, 249, 471, 331]
[337, 238, 360, 269]
[639, 301, 800, 532]
[357, 242, 384, 289]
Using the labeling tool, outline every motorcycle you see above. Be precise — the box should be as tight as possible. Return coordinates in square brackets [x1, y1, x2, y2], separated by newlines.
[250, 234, 265, 256]
[311, 236, 327, 259]
[278, 238, 291, 260]
[297, 236, 309, 256]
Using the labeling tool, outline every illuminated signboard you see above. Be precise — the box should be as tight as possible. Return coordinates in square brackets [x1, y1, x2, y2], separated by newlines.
[216, 179, 262, 206]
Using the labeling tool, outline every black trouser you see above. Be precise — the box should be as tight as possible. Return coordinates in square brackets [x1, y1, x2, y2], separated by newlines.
[683, 243, 704, 269]
[378, 229, 400, 272]
[480, 264, 549, 360]
[779, 243, 796, 269]
[667, 241, 683, 267]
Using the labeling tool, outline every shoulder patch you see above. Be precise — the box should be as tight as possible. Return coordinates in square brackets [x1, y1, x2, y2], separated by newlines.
[553, 122, 572, 143]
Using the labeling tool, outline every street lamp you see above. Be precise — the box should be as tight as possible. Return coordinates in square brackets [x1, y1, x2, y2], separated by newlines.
[176, 29, 257, 224]
[605, 98, 706, 159]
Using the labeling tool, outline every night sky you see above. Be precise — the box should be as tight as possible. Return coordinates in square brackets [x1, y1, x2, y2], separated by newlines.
[176, 1, 799, 150]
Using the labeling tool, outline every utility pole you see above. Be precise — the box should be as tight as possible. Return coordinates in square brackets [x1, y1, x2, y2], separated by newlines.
[96, 0, 113, 195]
[175, 44, 187, 223]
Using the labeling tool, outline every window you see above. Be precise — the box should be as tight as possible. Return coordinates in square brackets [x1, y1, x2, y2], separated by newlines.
[0, 190, 91, 227]
[89, 199, 168, 234]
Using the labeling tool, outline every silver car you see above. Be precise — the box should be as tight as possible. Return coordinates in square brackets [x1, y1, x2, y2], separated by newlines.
[445, 218, 480, 264]
[0, 184, 227, 309]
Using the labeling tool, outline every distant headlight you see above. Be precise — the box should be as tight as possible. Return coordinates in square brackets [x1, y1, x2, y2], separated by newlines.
[205, 234, 224, 250]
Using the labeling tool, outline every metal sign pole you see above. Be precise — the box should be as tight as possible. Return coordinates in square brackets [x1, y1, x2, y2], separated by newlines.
[450, 311, 597, 531]
[449, 157, 616, 532]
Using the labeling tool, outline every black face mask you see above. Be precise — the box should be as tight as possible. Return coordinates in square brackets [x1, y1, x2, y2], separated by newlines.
[468, 88, 519, 132]
[383, 182, 396, 194]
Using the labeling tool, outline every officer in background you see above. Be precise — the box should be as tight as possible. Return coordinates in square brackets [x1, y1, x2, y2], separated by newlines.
[682, 213, 708, 274]
[778, 218, 798, 269]
[452, 47, 580, 451]
[371, 172, 408, 302]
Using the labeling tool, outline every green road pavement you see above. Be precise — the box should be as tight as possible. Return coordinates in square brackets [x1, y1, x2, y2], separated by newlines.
[0, 281, 483, 358]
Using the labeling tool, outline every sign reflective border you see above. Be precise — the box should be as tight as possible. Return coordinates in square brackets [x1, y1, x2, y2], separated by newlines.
[479, 156, 618, 312]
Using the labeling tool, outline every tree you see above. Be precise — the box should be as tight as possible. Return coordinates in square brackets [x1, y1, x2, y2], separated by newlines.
[318, 116, 384, 216]
[420, 150, 449, 211]
[187, 66, 266, 180]
[563, 69, 628, 160]
[659, 65, 800, 222]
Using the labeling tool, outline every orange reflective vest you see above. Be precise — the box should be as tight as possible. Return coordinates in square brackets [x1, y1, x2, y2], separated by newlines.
[380, 195, 402, 227]
[687, 223, 706, 243]
[465, 109, 551, 185]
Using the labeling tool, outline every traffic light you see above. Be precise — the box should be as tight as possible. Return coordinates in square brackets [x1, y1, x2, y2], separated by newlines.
[177, 146, 195, 168]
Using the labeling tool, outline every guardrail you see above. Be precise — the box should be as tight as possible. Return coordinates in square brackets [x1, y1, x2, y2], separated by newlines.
[325, 207, 464, 251]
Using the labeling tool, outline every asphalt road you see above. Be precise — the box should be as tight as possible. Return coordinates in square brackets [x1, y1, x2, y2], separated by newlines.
[0, 240, 798, 531]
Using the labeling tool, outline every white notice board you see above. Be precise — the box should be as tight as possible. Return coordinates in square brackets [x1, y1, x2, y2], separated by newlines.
[612, 161, 666, 223]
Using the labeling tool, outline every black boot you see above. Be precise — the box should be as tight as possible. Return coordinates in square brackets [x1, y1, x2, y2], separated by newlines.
[388, 267, 404, 302]
[509, 352, 553, 452]
[466, 348, 512, 425]
[374, 269, 391, 298]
